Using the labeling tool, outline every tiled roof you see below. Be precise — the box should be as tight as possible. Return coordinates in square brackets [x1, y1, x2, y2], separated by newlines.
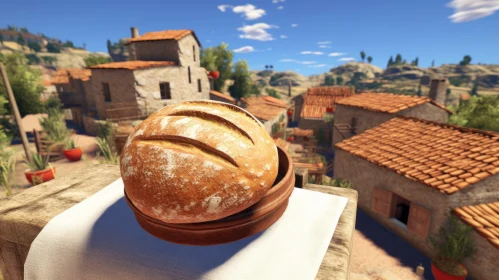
[127, 30, 201, 46]
[210, 90, 235, 103]
[336, 92, 452, 114]
[300, 86, 355, 119]
[262, 96, 289, 107]
[89, 61, 176, 70]
[453, 202, 499, 249]
[244, 104, 286, 121]
[241, 96, 289, 109]
[289, 127, 315, 137]
[50, 68, 91, 84]
[335, 117, 499, 194]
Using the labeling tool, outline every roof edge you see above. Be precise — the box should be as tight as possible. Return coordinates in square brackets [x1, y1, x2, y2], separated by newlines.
[396, 116, 499, 138]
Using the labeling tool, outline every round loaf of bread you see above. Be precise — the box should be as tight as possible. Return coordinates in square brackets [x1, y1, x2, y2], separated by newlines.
[120, 100, 279, 224]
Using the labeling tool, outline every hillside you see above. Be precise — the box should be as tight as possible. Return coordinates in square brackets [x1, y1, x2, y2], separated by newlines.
[250, 62, 499, 107]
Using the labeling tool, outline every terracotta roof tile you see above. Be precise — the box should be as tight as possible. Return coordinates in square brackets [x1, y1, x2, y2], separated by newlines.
[335, 116, 499, 194]
[288, 128, 314, 137]
[240, 96, 287, 121]
[127, 30, 201, 46]
[300, 86, 355, 119]
[454, 202, 499, 249]
[50, 68, 91, 84]
[209, 90, 235, 103]
[89, 61, 176, 70]
[336, 92, 452, 114]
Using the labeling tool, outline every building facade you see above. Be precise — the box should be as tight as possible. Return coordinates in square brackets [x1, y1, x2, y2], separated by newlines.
[239, 96, 289, 135]
[334, 117, 499, 280]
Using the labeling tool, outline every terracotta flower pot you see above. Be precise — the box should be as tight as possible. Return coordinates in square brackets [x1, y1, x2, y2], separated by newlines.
[209, 71, 220, 79]
[287, 136, 294, 142]
[25, 167, 56, 185]
[431, 261, 468, 280]
[63, 147, 83, 161]
[125, 146, 295, 245]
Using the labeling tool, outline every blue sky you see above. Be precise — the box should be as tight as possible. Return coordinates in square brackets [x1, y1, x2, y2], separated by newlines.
[1, 0, 498, 76]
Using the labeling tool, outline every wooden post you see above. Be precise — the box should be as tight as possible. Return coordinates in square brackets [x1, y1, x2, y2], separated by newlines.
[0, 62, 33, 163]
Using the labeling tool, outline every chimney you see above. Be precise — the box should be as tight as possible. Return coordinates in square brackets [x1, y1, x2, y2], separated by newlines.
[428, 78, 447, 105]
[131, 27, 139, 38]
[288, 80, 292, 97]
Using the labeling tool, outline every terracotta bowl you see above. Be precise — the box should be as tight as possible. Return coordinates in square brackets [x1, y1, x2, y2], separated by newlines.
[125, 146, 295, 246]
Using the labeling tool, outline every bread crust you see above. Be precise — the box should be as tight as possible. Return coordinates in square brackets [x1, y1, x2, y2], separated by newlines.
[120, 100, 279, 224]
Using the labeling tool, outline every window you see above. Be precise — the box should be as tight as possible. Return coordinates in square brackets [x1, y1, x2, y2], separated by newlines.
[193, 45, 196, 62]
[188, 67, 191, 83]
[159, 82, 171, 99]
[102, 83, 111, 102]
[197, 79, 202, 92]
[371, 187, 431, 238]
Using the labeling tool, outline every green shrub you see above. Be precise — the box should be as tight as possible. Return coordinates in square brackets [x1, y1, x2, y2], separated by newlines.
[24, 152, 50, 171]
[96, 137, 119, 164]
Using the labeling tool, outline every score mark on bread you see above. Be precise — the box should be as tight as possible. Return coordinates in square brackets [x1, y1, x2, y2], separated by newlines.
[121, 100, 279, 224]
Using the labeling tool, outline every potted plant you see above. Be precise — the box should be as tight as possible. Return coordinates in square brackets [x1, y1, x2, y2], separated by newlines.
[24, 153, 56, 185]
[63, 139, 83, 161]
[429, 215, 475, 280]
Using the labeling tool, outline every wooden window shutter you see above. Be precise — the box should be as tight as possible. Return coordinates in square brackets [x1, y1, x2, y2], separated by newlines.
[371, 187, 393, 218]
[407, 203, 431, 238]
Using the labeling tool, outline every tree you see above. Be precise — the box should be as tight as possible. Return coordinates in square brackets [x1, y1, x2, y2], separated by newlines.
[250, 84, 261, 95]
[360, 51, 366, 62]
[201, 43, 233, 92]
[415, 57, 419, 66]
[387, 56, 394, 67]
[84, 55, 112, 67]
[323, 75, 335, 86]
[46, 42, 61, 53]
[367, 56, 372, 64]
[107, 39, 112, 53]
[41, 56, 57, 66]
[20, 27, 28, 33]
[0, 53, 45, 116]
[417, 84, 422, 96]
[265, 88, 280, 99]
[7, 25, 17, 31]
[470, 79, 479, 96]
[25, 54, 41, 65]
[228, 60, 251, 99]
[27, 41, 41, 52]
[449, 95, 499, 132]
[0, 34, 3, 44]
[460, 55, 472, 66]
[62, 40, 74, 48]
[395, 54, 402, 65]
[432, 59, 435, 67]
[336, 76, 344, 85]
[265, 65, 269, 69]
[16, 35, 25, 46]
[82, 43, 86, 50]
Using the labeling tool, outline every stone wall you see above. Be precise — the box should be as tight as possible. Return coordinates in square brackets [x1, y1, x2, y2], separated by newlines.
[90, 69, 136, 120]
[209, 94, 235, 104]
[299, 118, 333, 143]
[400, 102, 449, 123]
[333, 105, 393, 145]
[463, 231, 499, 280]
[262, 111, 287, 135]
[333, 149, 499, 280]
[177, 35, 201, 68]
[133, 40, 180, 64]
[133, 66, 210, 114]
[82, 115, 100, 136]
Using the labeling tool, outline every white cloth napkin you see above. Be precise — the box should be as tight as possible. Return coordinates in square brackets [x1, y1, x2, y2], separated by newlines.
[25, 178, 348, 280]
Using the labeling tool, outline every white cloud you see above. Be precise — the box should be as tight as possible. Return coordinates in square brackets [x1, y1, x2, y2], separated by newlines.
[317, 41, 332, 45]
[447, 0, 499, 22]
[233, 4, 266, 20]
[291, 24, 298, 27]
[328, 52, 346, 57]
[279, 58, 297, 62]
[218, 5, 232, 12]
[237, 23, 278, 41]
[300, 61, 316, 65]
[277, 6, 284, 10]
[339, 57, 355, 61]
[272, 0, 285, 3]
[309, 64, 328, 68]
[319, 45, 331, 48]
[233, 46, 255, 53]
[300, 51, 324, 55]
[280, 35, 288, 39]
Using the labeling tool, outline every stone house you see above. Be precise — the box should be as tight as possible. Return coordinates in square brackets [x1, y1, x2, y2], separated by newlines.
[239, 96, 289, 135]
[209, 90, 235, 105]
[90, 28, 210, 120]
[334, 117, 499, 280]
[333, 86, 451, 145]
[298, 86, 355, 144]
[51, 68, 93, 128]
